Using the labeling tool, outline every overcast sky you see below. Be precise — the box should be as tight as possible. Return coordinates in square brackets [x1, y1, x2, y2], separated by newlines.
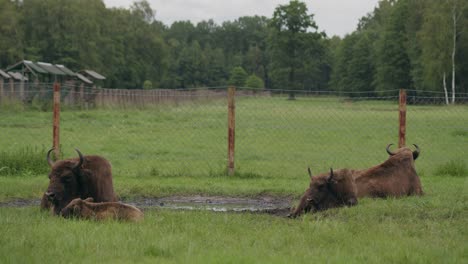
[103, 0, 380, 37]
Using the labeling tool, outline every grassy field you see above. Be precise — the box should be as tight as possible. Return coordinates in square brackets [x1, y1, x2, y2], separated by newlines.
[0, 96, 467, 262]
[1, 177, 466, 263]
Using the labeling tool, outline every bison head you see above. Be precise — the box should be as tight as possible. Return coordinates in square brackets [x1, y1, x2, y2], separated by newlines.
[289, 167, 358, 218]
[60, 197, 94, 218]
[45, 148, 86, 215]
[386, 143, 420, 160]
[326, 168, 358, 206]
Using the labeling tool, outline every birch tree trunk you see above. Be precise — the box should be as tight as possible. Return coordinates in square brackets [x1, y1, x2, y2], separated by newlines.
[451, 0, 457, 104]
[443, 72, 449, 105]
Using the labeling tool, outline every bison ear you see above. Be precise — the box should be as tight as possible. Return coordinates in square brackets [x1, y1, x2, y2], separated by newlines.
[84, 197, 94, 203]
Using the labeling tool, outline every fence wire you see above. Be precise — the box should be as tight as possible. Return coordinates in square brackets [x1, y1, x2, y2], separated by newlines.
[1, 82, 467, 179]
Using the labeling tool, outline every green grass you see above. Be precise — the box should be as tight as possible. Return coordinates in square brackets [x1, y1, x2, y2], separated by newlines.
[1, 176, 466, 263]
[435, 159, 468, 177]
[0, 96, 467, 262]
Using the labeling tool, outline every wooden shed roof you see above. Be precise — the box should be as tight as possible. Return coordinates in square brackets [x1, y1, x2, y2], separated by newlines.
[6, 60, 77, 77]
[0, 69, 10, 79]
[37, 62, 67, 75]
[76, 73, 93, 84]
[8, 72, 28, 81]
[55, 64, 76, 76]
[82, 70, 106, 80]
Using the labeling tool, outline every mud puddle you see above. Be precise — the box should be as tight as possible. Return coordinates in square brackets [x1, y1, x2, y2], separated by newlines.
[0, 195, 293, 217]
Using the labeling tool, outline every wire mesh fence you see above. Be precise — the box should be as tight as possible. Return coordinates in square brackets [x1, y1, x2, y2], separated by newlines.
[1, 82, 467, 179]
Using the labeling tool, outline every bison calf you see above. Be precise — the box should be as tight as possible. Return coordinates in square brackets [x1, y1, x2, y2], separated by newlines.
[61, 198, 144, 222]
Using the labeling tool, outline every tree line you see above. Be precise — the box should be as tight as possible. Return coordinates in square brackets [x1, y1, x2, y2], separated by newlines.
[0, 0, 467, 100]
[331, 0, 468, 101]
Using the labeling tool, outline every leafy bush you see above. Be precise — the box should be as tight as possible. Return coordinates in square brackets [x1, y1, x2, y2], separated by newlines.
[244, 74, 264, 89]
[143, 80, 153, 90]
[228, 66, 248, 87]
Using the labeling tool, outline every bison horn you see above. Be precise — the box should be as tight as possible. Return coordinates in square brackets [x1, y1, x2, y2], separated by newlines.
[386, 144, 396, 156]
[327, 168, 334, 182]
[412, 144, 420, 160]
[72, 148, 84, 170]
[46, 148, 55, 167]
[308, 167, 312, 179]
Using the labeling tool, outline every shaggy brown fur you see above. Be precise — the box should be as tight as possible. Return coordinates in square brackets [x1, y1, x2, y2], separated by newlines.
[352, 146, 423, 197]
[61, 198, 144, 222]
[41, 149, 118, 215]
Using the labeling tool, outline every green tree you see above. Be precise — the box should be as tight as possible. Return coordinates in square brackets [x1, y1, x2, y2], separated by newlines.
[347, 33, 375, 93]
[228, 66, 248, 87]
[203, 44, 227, 86]
[245, 74, 264, 89]
[375, 0, 412, 93]
[269, 0, 323, 98]
[419, 1, 453, 102]
[0, 0, 23, 66]
[143, 80, 152, 89]
[177, 41, 205, 88]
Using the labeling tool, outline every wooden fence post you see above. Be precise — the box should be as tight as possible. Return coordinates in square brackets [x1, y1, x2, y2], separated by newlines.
[399, 89, 407, 148]
[53, 82, 61, 158]
[227, 86, 236, 176]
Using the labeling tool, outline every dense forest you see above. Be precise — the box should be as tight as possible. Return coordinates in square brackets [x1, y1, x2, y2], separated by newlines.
[0, 0, 467, 100]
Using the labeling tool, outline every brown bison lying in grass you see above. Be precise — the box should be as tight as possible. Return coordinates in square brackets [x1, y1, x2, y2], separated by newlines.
[352, 144, 423, 198]
[61, 197, 144, 222]
[289, 144, 422, 218]
[41, 148, 118, 215]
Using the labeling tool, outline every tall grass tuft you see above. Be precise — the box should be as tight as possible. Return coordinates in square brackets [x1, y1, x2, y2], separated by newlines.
[434, 159, 467, 177]
[0, 147, 49, 176]
[0, 98, 25, 112]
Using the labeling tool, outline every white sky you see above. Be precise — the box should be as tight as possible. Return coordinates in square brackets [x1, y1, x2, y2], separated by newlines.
[103, 0, 380, 37]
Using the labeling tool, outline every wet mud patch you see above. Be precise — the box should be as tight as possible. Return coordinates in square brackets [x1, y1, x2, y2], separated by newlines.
[0, 198, 41, 207]
[130, 195, 293, 217]
[0, 195, 293, 217]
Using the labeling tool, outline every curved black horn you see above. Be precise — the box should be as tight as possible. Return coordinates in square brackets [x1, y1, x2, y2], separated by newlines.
[412, 144, 420, 160]
[46, 148, 55, 167]
[308, 167, 312, 179]
[72, 148, 84, 170]
[386, 144, 396, 156]
[327, 168, 334, 182]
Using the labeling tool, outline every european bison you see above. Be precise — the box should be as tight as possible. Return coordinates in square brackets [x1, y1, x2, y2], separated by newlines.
[61, 197, 144, 222]
[352, 144, 423, 198]
[288, 167, 358, 218]
[289, 144, 422, 218]
[41, 148, 118, 215]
